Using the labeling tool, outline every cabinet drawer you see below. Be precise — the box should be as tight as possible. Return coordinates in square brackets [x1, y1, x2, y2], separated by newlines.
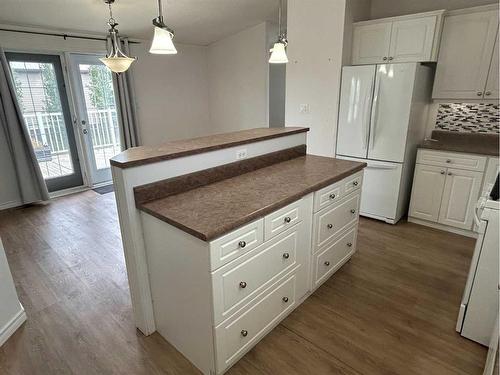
[313, 171, 363, 213]
[212, 227, 299, 324]
[313, 193, 360, 250]
[343, 172, 363, 195]
[264, 198, 304, 240]
[214, 274, 296, 373]
[417, 149, 487, 172]
[210, 219, 264, 271]
[313, 226, 357, 289]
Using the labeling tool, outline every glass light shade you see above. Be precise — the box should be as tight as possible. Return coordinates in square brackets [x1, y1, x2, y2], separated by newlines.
[150, 26, 178, 54]
[269, 42, 288, 64]
[99, 56, 135, 73]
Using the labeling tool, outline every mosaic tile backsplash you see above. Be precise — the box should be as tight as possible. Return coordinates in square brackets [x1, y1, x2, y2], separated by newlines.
[435, 103, 499, 133]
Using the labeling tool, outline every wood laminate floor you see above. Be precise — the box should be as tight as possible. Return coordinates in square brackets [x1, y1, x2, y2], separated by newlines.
[0, 190, 487, 374]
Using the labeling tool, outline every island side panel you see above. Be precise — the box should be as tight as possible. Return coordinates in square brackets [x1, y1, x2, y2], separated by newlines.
[111, 132, 307, 334]
[141, 213, 215, 375]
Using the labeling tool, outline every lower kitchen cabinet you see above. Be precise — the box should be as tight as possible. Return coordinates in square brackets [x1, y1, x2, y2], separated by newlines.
[438, 168, 483, 229]
[409, 149, 487, 235]
[140, 171, 363, 375]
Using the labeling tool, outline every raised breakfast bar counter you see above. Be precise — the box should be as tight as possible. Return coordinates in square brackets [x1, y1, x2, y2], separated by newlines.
[111, 127, 366, 374]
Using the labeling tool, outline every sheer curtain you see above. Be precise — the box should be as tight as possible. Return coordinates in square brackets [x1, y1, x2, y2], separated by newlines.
[0, 48, 49, 204]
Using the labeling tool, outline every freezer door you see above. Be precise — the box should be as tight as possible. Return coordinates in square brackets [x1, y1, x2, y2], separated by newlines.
[337, 156, 402, 222]
[368, 63, 417, 163]
[336, 65, 376, 159]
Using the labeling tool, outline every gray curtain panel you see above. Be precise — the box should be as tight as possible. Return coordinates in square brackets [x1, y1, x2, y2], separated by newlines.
[0, 48, 49, 203]
[111, 38, 140, 150]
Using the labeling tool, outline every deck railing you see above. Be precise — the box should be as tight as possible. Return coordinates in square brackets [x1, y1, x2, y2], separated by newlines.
[24, 109, 120, 155]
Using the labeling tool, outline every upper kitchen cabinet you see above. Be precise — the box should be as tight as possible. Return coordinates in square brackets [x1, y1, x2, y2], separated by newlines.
[351, 10, 445, 65]
[432, 6, 499, 100]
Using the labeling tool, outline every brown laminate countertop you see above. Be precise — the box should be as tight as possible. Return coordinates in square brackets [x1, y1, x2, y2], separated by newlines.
[138, 155, 366, 241]
[110, 127, 309, 168]
[420, 130, 499, 156]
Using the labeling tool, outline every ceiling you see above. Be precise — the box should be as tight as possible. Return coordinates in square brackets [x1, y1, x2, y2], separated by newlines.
[0, 0, 280, 46]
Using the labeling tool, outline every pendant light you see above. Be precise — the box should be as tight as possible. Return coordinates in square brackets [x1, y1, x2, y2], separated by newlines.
[269, 0, 288, 64]
[100, 0, 136, 73]
[150, 0, 177, 54]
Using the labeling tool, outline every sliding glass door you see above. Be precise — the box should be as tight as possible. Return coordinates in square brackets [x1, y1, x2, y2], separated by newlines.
[69, 54, 121, 185]
[7, 53, 83, 192]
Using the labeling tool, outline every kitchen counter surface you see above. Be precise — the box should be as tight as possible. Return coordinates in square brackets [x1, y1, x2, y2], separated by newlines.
[110, 127, 309, 168]
[137, 155, 366, 241]
[420, 130, 499, 156]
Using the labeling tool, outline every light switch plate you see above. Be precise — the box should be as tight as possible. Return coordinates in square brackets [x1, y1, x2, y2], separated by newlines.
[236, 149, 248, 160]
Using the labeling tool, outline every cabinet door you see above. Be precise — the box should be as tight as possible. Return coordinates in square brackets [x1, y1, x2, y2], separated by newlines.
[389, 16, 437, 63]
[484, 31, 499, 99]
[409, 164, 446, 222]
[438, 168, 483, 230]
[352, 22, 392, 65]
[432, 10, 499, 99]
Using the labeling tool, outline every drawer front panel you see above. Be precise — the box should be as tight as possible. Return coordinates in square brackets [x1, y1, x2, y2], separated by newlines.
[417, 150, 487, 172]
[313, 180, 342, 212]
[314, 193, 360, 250]
[215, 274, 296, 373]
[314, 226, 357, 288]
[343, 172, 363, 195]
[210, 219, 264, 270]
[264, 199, 304, 240]
[219, 230, 298, 315]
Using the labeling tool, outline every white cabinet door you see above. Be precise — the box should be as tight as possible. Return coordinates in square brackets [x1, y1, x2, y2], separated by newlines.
[432, 10, 499, 99]
[438, 168, 483, 230]
[336, 65, 375, 159]
[409, 164, 446, 222]
[389, 16, 437, 63]
[352, 22, 392, 65]
[485, 31, 499, 99]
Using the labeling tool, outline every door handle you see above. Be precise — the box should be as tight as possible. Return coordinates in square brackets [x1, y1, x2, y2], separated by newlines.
[82, 129, 88, 134]
[369, 73, 381, 150]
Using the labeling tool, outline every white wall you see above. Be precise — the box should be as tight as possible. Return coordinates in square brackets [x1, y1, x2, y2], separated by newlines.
[0, 238, 25, 346]
[207, 22, 270, 134]
[285, 0, 347, 157]
[370, 0, 497, 19]
[129, 43, 211, 144]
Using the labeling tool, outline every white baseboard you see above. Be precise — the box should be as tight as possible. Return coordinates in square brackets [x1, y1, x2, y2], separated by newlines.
[0, 305, 27, 347]
[407, 217, 478, 238]
[0, 200, 22, 211]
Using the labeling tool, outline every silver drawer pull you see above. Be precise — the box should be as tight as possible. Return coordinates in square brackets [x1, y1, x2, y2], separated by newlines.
[440, 171, 445, 175]
[448, 172, 452, 176]
[324, 261, 330, 266]
[353, 181, 358, 186]
[485, 91, 491, 96]
[239, 281, 247, 289]
[282, 252, 290, 259]
[238, 240, 246, 248]
[327, 223, 333, 229]
[350, 209, 356, 214]
[329, 193, 336, 200]
[282, 296, 289, 303]
[446, 159, 451, 163]
[347, 242, 352, 247]
[241, 330, 248, 337]
[284, 216, 291, 223]
[477, 91, 483, 96]
[382, 57, 388, 61]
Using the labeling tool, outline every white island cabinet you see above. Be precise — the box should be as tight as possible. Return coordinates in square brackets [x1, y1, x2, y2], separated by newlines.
[111, 127, 365, 374]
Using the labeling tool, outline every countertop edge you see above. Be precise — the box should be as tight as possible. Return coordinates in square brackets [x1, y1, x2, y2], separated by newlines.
[111, 127, 310, 169]
[137, 162, 366, 242]
[418, 143, 499, 157]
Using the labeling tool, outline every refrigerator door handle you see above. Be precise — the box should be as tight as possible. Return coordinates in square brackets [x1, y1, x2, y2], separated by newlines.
[369, 73, 381, 149]
[366, 164, 398, 170]
[362, 77, 374, 150]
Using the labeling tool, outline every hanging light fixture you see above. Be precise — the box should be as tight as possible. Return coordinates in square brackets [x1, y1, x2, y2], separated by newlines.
[100, 0, 136, 73]
[150, 0, 177, 54]
[269, 0, 288, 64]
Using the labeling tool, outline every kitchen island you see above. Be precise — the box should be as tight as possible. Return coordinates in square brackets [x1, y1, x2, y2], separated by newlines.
[111, 127, 366, 374]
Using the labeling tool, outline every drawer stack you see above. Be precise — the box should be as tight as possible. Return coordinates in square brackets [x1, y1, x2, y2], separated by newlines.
[311, 171, 363, 289]
[211, 195, 312, 372]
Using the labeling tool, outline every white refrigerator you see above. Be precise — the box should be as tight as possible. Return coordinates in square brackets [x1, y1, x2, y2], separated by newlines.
[336, 63, 433, 224]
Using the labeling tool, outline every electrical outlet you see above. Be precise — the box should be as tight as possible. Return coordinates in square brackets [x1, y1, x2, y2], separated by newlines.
[299, 104, 310, 114]
[236, 149, 248, 160]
